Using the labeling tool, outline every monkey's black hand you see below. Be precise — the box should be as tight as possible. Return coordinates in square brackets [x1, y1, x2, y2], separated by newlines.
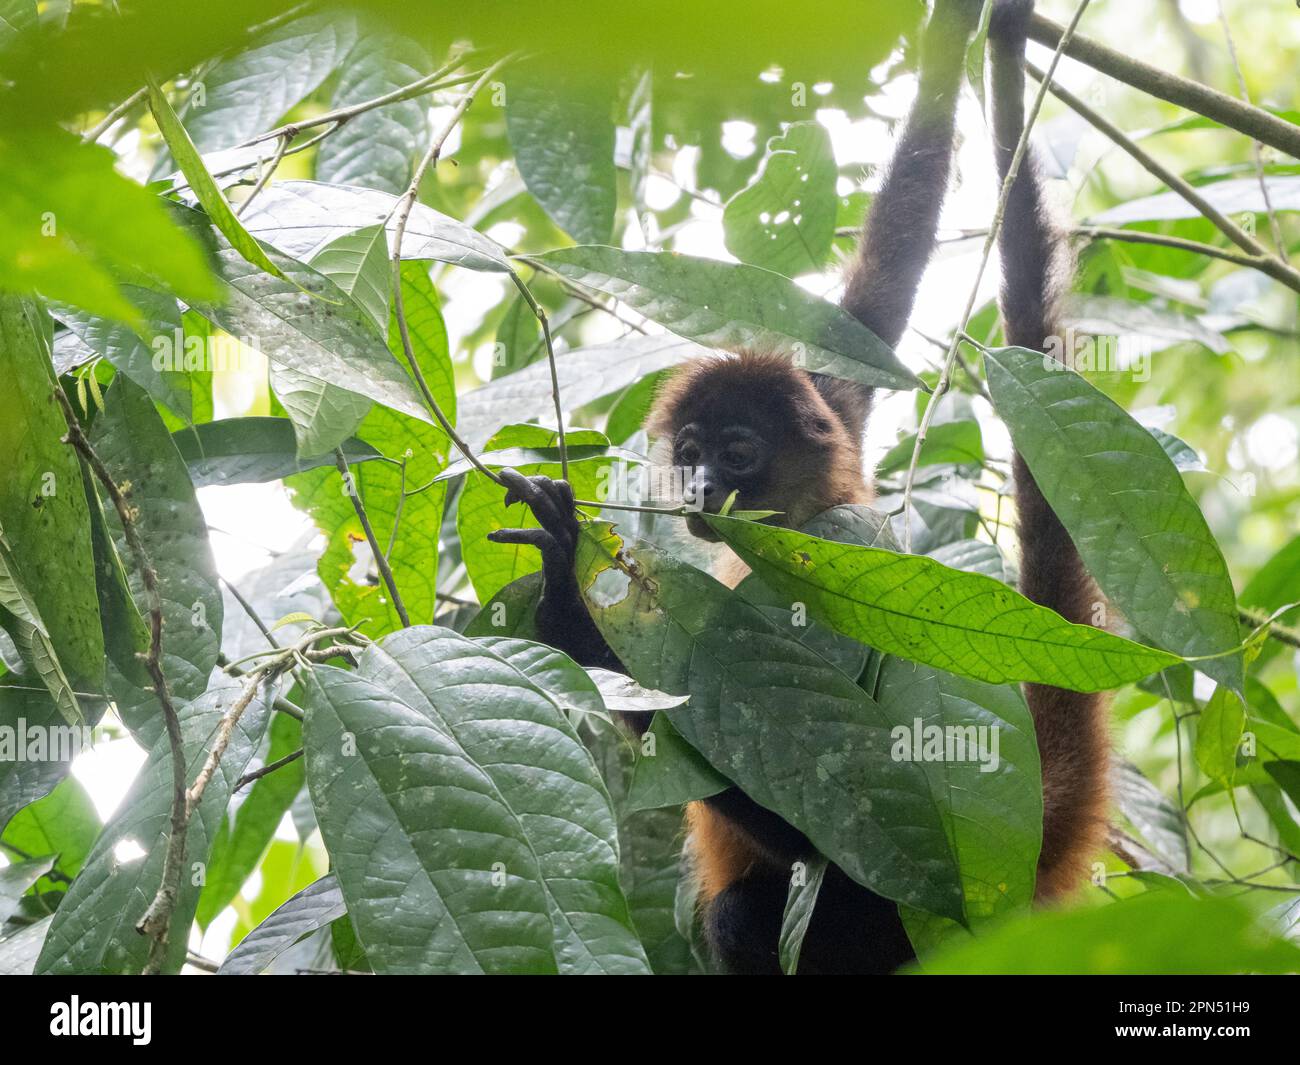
[487, 467, 627, 680]
[486, 467, 581, 576]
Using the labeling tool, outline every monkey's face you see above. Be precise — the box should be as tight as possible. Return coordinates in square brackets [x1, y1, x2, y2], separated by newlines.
[672, 421, 774, 541]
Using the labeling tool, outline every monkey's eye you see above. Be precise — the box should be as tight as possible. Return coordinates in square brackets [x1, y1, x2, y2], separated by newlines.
[677, 441, 701, 466]
[721, 442, 759, 472]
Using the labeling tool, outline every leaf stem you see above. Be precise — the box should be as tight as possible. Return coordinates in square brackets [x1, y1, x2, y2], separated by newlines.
[333, 448, 411, 628]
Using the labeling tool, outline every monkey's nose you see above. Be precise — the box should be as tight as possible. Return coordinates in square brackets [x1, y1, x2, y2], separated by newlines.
[684, 475, 716, 508]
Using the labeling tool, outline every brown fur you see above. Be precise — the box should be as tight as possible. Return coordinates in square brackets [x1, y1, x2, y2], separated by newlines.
[685, 802, 765, 902]
[991, 2, 1112, 901]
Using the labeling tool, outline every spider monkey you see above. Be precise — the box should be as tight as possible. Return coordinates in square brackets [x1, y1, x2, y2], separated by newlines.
[488, 0, 1109, 972]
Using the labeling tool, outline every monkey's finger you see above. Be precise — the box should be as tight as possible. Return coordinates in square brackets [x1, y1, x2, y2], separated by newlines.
[499, 467, 535, 509]
[487, 527, 557, 552]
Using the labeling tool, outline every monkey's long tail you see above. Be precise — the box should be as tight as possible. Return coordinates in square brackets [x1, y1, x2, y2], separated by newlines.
[989, 1, 1111, 901]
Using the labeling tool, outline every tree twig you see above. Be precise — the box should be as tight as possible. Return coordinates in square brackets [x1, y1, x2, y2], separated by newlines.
[902, 0, 1094, 552]
[54, 387, 185, 975]
[1239, 605, 1300, 649]
[234, 747, 304, 792]
[1025, 62, 1300, 296]
[334, 448, 410, 627]
[220, 576, 280, 649]
[389, 59, 510, 487]
[1026, 11, 1300, 160]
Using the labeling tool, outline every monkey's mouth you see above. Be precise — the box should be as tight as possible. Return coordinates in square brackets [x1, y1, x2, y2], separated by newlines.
[685, 512, 722, 542]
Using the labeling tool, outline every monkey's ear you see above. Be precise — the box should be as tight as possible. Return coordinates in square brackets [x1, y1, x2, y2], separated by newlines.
[789, 390, 839, 446]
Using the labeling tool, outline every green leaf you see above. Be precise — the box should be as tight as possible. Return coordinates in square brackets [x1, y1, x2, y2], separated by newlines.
[1092, 175, 1300, 225]
[242, 180, 511, 273]
[91, 375, 222, 736]
[36, 681, 272, 974]
[158, 11, 358, 157]
[50, 289, 192, 420]
[626, 715, 729, 813]
[269, 224, 394, 457]
[305, 627, 650, 974]
[315, 32, 432, 195]
[723, 122, 837, 276]
[458, 334, 703, 448]
[983, 345, 1242, 690]
[507, 68, 617, 244]
[705, 512, 1180, 689]
[0, 685, 81, 834]
[528, 247, 920, 390]
[0, 915, 50, 975]
[196, 711, 304, 930]
[917, 893, 1300, 974]
[1113, 760, 1189, 873]
[1, 774, 99, 889]
[0, 127, 217, 322]
[148, 77, 286, 281]
[0, 296, 103, 696]
[171, 204, 432, 425]
[779, 854, 826, 975]
[0, 855, 55, 925]
[880, 661, 1042, 947]
[288, 264, 452, 635]
[877, 420, 984, 475]
[217, 873, 346, 976]
[1195, 685, 1246, 787]
[172, 416, 382, 487]
[574, 528, 964, 922]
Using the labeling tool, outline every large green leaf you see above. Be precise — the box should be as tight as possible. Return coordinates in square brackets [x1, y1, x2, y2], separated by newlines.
[529, 246, 919, 390]
[0, 127, 216, 322]
[91, 375, 222, 736]
[315, 32, 432, 195]
[1092, 175, 1300, 225]
[1, 774, 99, 889]
[706, 513, 1180, 690]
[457, 334, 704, 448]
[723, 121, 837, 276]
[984, 345, 1242, 690]
[305, 627, 650, 974]
[148, 77, 285, 280]
[173, 416, 382, 487]
[50, 289, 192, 420]
[217, 873, 346, 975]
[172, 205, 431, 425]
[288, 263, 452, 635]
[36, 680, 272, 974]
[0, 296, 103, 698]
[0, 855, 55, 926]
[241, 180, 511, 273]
[0, 685, 80, 834]
[574, 527, 965, 922]
[917, 893, 1300, 975]
[506, 69, 617, 244]
[161, 11, 357, 157]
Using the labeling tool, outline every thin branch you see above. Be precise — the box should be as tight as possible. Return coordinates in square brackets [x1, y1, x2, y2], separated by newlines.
[902, 0, 1094, 552]
[220, 576, 280, 649]
[1026, 62, 1300, 296]
[389, 59, 509, 487]
[334, 448, 410, 627]
[1073, 225, 1272, 271]
[83, 86, 147, 142]
[54, 388, 185, 975]
[235, 59, 481, 150]
[1026, 11, 1300, 160]
[508, 271, 569, 480]
[234, 132, 291, 218]
[234, 748, 304, 792]
[1239, 605, 1300, 649]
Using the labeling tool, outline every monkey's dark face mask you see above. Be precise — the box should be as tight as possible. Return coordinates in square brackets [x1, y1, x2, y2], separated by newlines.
[672, 422, 773, 541]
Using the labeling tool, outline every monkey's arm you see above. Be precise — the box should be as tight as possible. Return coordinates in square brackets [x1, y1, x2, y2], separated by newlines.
[988, 0, 1111, 901]
[487, 469, 625, 675]
[840, 0, 984, 350]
